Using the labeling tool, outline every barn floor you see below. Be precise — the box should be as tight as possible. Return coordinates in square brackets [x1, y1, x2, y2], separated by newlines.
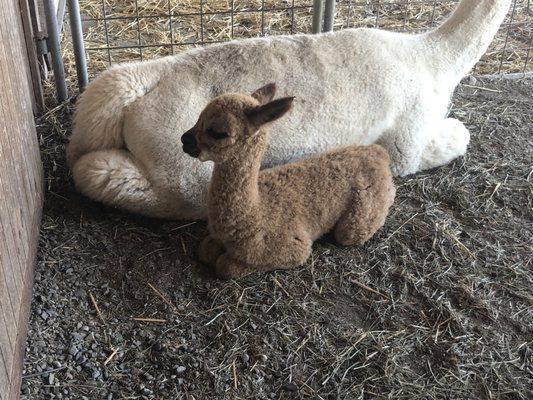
[21, 77, 532, 399]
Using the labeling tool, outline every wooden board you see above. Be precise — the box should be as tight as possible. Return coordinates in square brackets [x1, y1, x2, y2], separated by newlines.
[0, 0, 44, 398]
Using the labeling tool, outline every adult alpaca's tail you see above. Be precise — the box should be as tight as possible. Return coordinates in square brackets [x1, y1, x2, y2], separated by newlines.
[423, 0, 512, 82]
[67, 57, 175, 166]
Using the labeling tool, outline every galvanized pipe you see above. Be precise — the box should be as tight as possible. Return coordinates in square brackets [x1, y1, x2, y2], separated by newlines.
[43, 0, 68, 102]
[57, 0, 67, 30]
[68, 0, 89, 91]
[312, 0, 324, 34]
[323, 0, 336, 32]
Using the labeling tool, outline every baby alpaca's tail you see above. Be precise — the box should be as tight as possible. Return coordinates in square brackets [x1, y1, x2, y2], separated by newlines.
[423, 0, 511, 82]
[67, 58, 174, 166]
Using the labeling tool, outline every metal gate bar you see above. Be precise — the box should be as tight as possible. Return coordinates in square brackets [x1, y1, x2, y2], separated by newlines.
[68, 0, 88, 91]
[43, 0, 68, 102]
[313, 0, 324, 33]
[323, 0, 336, 32]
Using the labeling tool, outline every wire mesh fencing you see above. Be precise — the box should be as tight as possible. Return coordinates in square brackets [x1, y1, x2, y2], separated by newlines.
[59, 0, 531, 85]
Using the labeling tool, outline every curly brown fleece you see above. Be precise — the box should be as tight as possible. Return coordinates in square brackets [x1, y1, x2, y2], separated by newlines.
[181, 84, 396, 279]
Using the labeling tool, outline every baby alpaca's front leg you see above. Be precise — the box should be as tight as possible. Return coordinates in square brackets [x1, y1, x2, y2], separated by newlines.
[198, 235, 225, 267]
[215, 232, 313, 279]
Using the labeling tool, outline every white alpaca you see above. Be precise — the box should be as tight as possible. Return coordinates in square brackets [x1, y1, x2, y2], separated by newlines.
[68, 0, 511, 220]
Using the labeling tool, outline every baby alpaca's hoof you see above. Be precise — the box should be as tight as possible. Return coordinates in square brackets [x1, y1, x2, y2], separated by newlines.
[334, 229, 367, 247]
[198, 235, 225, 267]
[215, 254, 249, 280]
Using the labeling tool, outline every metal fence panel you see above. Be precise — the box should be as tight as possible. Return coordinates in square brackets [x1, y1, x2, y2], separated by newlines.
[56, 0, 531, 86]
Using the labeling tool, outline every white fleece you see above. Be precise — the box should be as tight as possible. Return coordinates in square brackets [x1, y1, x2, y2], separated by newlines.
[67, 0, 511, 220]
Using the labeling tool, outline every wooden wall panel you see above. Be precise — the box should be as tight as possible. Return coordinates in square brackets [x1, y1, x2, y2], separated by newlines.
[0, 0, 44, 398]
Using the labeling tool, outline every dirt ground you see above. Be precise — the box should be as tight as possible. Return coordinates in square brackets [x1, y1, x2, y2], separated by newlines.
[21, 77, 532, 399]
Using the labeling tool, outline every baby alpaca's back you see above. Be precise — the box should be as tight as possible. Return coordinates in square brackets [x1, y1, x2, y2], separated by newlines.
[258, 144, 394, 241]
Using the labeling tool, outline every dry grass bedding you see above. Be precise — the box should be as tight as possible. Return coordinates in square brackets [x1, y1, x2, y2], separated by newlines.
[21, 75, 533, 398]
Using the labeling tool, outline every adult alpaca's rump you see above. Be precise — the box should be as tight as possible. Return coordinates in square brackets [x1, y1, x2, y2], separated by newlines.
[68, 0, 511, 220]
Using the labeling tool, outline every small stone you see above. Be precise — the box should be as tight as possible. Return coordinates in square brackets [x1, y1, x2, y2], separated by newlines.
[68, 346, 78, 356]
[259, 354, 268, 362]
[241, 354, 250, 364]
[466, 75, 478, 86]
[145, 372, 155, 381]
[283, 382, 298, 392]
[41, 311, 50, 320]
[72, 332, 85, 341]
[48, 373, 55, 385]
[175, 365, 186, 374]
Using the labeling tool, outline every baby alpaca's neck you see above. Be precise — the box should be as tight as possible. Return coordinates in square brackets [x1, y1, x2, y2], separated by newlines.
[209, 134, 267, 231]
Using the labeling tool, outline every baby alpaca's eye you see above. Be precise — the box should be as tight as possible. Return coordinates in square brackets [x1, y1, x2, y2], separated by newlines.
[207, 128, 229, 140]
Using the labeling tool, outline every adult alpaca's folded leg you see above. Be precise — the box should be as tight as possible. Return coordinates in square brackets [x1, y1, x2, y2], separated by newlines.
[71, 149, 171, 218]
[419, 118, 471, 171]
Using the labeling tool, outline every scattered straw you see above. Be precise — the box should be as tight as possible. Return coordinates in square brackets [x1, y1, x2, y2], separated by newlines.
[170, 222, 197, 231]
[348, 278, 390, 300]
[103, 347, 119, 366]
[26, 72, 533, 398]
[147, 282, 180, 313]
[133, 317, 168, 323]
[89, 291, 106, 324]
[232, 359, 238, 390]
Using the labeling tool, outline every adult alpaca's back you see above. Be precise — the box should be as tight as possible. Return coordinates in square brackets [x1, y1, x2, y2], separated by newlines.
[67, 0, 511, 220]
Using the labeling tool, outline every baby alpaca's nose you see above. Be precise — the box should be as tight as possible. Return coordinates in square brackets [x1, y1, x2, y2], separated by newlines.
[181, 129, 196, 145]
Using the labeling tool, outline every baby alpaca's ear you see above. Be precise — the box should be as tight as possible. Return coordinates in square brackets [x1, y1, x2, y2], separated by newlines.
[251, 83, 276, 105]
[246, 97, 295, 126]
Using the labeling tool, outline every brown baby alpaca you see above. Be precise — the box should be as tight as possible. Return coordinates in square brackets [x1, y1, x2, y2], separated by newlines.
[181, 83, 396, 279]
